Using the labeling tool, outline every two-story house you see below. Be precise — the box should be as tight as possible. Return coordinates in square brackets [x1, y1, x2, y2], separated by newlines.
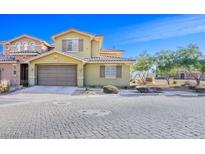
[0, 28, 134, 87]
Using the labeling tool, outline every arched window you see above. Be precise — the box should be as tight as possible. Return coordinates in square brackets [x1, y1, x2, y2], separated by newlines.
[16, 42, 21, 52]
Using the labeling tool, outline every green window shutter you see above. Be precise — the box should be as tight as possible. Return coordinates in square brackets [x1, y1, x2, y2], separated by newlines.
[100, 65, 105, 78]
[116, 65, 122, 78]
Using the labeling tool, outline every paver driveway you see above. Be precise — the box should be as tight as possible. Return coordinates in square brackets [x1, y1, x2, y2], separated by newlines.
[15, 86, 82, 95]
[0, 93, 205, 139]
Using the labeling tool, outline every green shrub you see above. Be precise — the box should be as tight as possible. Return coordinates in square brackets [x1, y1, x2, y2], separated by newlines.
[0, 80, 10, 93]
[173, 80, 177, 84]
[103, 85, 119, 94]
[136, 86, 149, 93]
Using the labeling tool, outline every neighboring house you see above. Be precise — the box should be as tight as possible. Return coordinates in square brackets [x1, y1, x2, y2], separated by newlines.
[0, 28, 134, 87]
[175, 71, 205, 80]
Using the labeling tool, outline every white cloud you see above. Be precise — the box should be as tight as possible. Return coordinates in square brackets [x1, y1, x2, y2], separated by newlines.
[108, 15, 205, 45]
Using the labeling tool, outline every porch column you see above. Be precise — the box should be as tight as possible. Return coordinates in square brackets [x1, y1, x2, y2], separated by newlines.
[28, 63, 36, 86]
[77, 63, 85, 87]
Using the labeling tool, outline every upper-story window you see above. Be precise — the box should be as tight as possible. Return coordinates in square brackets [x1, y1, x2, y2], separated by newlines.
[62, 39, 83, 52]
[16, 42, 21, 52]
[24, 42, 29, 51]
[30, 42, 36, 46]
[30, 42, 36, 51]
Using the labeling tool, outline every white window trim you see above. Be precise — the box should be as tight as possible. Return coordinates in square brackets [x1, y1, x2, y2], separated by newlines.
[12, 64, 17, 76]
[105, 65, 117, 79]
[63, 38, 81, 52]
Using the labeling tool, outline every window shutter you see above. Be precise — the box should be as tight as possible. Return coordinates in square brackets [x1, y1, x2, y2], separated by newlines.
[62, 40, 67, 52]
[79, 39, 83, 51]
[116, 65, 122, 78]
[100, 65, 105, 78]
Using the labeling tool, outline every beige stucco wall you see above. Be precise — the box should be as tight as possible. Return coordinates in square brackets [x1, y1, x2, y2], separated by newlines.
[84, 63, 131, 87]
[91, 40, 100, 57]
[28, 52, 85, 86]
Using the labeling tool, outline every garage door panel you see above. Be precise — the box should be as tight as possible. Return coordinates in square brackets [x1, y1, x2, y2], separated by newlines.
[37, 65, 77, 86]
[38, 74, 76, 78]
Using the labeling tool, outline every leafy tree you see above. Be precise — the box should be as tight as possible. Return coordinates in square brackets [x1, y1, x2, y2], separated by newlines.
[155, 50, 178, 85]
[176, 44, 204, 86]
[132, 52, 154, 84]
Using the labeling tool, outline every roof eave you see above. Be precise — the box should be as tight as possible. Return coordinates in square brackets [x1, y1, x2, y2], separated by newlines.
[87, 61, 134, 64]
[0, 61, 17, 63]
[52, 28, 101, 40]
[26, 51, 87, 63]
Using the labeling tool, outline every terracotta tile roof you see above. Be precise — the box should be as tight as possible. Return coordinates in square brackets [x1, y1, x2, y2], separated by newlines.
[26, 50, 134, 64]
[0, 54, 16, 61]
[10, 51, 40, 54]
[60, 52, 134, 63]
[1, 34, 52, 47]
[84, 56, 135, 63]
[64, 52, 85, 61]
[52, 28, 103, 40]
[65, 52, 134, 63]
[100, 48, 124, 52]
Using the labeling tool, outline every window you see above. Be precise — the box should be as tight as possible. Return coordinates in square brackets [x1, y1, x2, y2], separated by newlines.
[105, 65, 117, 78]
[16, 42, 21, 52]
[30, 42, 36, 51]
[62, 39, 83, 52]
[12, 64, 17, 76]
[100, 65, 122, 78]
[24, 42, 29, 51]
[30, 42, 36, 46]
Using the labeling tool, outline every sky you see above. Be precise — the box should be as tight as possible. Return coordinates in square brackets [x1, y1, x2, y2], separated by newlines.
[1, 14, 205, 57]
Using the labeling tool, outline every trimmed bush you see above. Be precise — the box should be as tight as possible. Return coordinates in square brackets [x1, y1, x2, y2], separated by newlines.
[173, 80, 177, 84]
[0, 80, 10, 93]
[136, 86, 149, 93]
[103, 85, 119, 94]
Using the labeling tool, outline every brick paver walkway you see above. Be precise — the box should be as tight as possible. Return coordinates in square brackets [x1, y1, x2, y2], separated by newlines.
[0, 94, 205, 139]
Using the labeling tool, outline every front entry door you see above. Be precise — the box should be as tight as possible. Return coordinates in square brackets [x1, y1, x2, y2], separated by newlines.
[20, 64, 28, 84]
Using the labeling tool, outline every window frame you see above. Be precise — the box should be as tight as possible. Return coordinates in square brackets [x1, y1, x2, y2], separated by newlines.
[62, 38, 83, 52]
[104, 65, 117, 79]
[12, 64, 17, 76]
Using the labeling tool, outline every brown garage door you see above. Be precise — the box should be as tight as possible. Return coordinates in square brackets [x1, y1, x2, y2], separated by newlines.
[37, 65, 77, 86]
